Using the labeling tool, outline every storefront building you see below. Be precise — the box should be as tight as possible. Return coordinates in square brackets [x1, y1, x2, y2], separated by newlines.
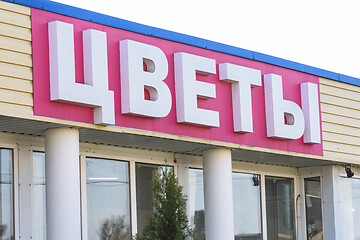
[0, 0, 359, 239]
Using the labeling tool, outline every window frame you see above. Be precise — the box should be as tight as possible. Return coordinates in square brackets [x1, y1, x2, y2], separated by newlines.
[298, 166, 324, 240]
[82, 156, 132, 240]
[17, 140, 44, 240]
[1, 133, 309, 240]
[264, 175, 297, 240]
[232, 171, 263, 240]
[303, 176, 323, 240]
[0, 137, 20, 240]
[184, 160, 299, 240]
[79, 143, 177, 239]
[339, 174, 360, 240]
[0, 147, 16, 240]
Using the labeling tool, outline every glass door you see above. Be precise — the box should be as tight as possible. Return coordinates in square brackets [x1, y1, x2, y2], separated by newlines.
[304, 177, 323, 240]
[265, 176, 295, 240]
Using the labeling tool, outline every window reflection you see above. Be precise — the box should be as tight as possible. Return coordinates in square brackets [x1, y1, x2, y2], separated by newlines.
[189, 169, 205, 240]
[135, 163, 172, 235]
[233, 173, 262, 240]
[33, 152, 46, 240]
[304, 177, 323, 240]
[189, 169, 263, 240]
[340, 177, 360, 240]
[265, 176, 295, 240]
[0, 149, 13, 240]
[86, 158, 131, 240]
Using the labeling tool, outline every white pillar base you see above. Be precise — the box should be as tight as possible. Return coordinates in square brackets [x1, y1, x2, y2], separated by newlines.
[203, 148, 234, 240]
[45, 128, 82, 240]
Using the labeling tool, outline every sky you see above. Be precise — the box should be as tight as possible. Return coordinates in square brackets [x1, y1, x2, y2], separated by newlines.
[56, 0, 360, 79]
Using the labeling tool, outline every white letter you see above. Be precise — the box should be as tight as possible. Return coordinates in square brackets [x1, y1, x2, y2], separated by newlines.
[219, 63, 261, 133]
[174, 52, 219, 128]
[264, 74, 305, 139]
[48, 21, 115, 125]
[120, 40, 171, 117]
[301, 82, 321, 144]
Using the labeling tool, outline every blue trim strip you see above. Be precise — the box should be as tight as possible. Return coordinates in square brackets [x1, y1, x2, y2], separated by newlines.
[5, 0, 360, 86]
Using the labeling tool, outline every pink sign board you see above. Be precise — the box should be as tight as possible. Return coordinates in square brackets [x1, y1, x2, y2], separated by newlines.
[31, 9, 323, 156]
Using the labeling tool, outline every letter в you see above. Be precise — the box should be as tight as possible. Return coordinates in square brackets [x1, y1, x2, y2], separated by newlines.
[120, 40, 171, 118]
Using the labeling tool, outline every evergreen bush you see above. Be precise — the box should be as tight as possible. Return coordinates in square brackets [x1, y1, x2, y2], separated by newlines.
[136, 164, 193, 240]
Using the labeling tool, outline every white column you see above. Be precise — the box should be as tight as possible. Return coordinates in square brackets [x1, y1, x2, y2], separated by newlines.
[203, 148, 234, 240]
[177, 162, 190, 217]
[45, 128, 82, 240]
[321, 165, 342, 240]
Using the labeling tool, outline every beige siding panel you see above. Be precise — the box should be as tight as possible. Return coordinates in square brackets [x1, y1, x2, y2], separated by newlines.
[0, 8, 31, 28]
[320, 94, 360, 111]
[0, 75, 32, 93]
[323, 151, 360, 163]
[0, 22, 31, 40]
[0, 88, 32, 106]
[320, 84, 360, 102]
[323, 132, 360, 147]
[320, 77, 360, 93]
[321, 103, 360, 120]
[322, 122, 360, 137]
[321, 77, 360, 163]
[0, 48, 32, 67]
[324, 141, 360, 156]
[0, 2, 33, 121]
[0, 61, 32, 80]
[0, 35, 31, 54]
[0, 1, 30, 15]
[322, 112, 360, 129]
[0, 101, 33, 117]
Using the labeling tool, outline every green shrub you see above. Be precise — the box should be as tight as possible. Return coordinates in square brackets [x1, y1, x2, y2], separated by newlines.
[136, 164, 193, 240]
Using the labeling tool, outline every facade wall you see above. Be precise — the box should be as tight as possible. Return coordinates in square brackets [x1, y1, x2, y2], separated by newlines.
[0, 1, 33, 119]
[0, 131, 303, 239]
[320, 77, 360, 163]
[1, 1, 360, 164]
[1, 1, 360, 240]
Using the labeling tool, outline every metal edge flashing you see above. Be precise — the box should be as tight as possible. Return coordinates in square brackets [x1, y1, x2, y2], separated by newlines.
[3, 0, 360, 87]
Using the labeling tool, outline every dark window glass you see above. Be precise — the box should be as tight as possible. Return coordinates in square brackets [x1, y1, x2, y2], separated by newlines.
[305, 177, 323, 240]
[265, 176, 295, 240]
[135, 163, 172, 234]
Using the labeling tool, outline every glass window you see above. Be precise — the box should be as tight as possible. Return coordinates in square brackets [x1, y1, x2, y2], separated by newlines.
[189, 169, 205, 240]
[188, 169, 262, 240]
[0, 149, 13, 240]
[135, 163, 172, 234]
[33, 152, 46, 240]
[265, 176, 295, 240]
[86, 157, 131, 240]
[340, 177, 360, 240]
[233, 172, 262, 240]
[304, 177, 323, 240]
